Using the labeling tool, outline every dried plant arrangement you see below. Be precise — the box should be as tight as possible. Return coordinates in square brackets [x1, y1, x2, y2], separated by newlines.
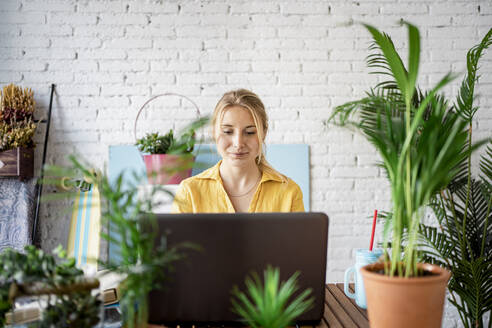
[0, 84, 37, 151]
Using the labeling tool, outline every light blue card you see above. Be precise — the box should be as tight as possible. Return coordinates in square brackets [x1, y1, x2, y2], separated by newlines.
[108, 144, 310, 263]
[108, 144, 310, 209]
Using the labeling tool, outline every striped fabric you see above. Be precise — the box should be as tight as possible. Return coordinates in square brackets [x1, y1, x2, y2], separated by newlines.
[67, 183, 101, 274]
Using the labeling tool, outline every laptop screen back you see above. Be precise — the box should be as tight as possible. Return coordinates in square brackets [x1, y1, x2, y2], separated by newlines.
[147, 212, 329, 325]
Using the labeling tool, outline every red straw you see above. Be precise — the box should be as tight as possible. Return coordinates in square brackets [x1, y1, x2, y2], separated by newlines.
[369, 209, 378, 251]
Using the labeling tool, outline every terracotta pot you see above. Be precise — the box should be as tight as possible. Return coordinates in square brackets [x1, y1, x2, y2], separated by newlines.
[143, 154, 193, 185]
[360, 262, 450, 328]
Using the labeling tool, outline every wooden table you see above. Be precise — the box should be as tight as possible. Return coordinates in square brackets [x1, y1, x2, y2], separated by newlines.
[320, 283, 369, 328]
[149, 283, 369, 328]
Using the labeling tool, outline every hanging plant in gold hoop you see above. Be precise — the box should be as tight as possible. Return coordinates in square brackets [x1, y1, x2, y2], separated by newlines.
[134, 93, 208, 185]
[0, 84, 37, 178]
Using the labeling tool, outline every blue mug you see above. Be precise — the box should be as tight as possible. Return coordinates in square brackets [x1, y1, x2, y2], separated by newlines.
[344, 248, 383, 309]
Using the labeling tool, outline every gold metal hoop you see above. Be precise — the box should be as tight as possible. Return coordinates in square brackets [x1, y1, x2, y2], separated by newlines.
[133, 92, 201, 143]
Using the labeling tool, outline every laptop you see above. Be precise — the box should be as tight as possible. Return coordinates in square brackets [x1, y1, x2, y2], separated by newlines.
[146, 212, 329, 326]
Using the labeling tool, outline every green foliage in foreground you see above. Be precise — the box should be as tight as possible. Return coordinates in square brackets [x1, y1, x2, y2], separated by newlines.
[231, 266, 314, 328]
[0, 245, 100, 327]
[44, 155, 199, 328]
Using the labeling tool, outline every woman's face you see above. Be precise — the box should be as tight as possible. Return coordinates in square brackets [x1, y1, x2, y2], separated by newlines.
[215, 105, 260, 167]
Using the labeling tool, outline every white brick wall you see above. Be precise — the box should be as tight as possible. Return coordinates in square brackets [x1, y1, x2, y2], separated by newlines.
[1, 1, 491, 326]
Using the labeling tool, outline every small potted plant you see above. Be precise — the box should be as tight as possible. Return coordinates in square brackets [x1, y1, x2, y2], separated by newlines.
[0, 84, 37, 179]
[136, 117, 208, 185]
[231, 266, 314, 328]
[328, 22, 486, 328]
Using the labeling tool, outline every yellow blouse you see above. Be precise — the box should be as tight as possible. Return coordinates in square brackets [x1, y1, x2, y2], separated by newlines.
[171, 161, 304, 213]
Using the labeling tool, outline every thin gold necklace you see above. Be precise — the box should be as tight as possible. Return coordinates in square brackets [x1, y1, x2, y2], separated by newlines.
[228, 175, 261, 197]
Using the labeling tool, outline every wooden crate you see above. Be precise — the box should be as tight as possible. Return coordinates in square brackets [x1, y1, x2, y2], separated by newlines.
[0, 147, 34, 179]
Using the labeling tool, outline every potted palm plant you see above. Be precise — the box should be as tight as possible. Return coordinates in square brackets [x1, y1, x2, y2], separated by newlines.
[136, 118, 208, 185]
[0, 84, 37, 179]
[328, 22, 485, 328]
[419, 28, 492, 328]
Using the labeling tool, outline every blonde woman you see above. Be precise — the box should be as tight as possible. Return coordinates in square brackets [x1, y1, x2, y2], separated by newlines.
[171, 89, 304, 213]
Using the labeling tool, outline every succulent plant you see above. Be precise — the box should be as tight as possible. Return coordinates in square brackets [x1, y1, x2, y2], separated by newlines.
[135, 117, 209, 155]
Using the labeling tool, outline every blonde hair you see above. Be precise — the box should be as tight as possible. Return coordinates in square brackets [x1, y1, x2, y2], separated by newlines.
[212, 89, 287, 183]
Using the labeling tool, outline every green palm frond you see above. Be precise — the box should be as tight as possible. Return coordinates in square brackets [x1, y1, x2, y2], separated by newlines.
[479, 142, 492, 262]
[453, 180, 491, 258]
[363, 23, 417, 102]
[423, 178, 492, 327]
[455, 28, 492, 122]
[418, 224, 453, 267]
[479, 142, 492, 195]
[447, 258, 492, 326]
[367, 37, 405, 83]
[411, 91, 469, 203]
[447, 162, 469, 193]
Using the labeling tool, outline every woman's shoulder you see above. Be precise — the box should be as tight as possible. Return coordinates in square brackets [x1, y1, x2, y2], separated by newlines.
[284, 177, 302, 192]
[263, 173, 301, 193]
[287, 176, 301, 186]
